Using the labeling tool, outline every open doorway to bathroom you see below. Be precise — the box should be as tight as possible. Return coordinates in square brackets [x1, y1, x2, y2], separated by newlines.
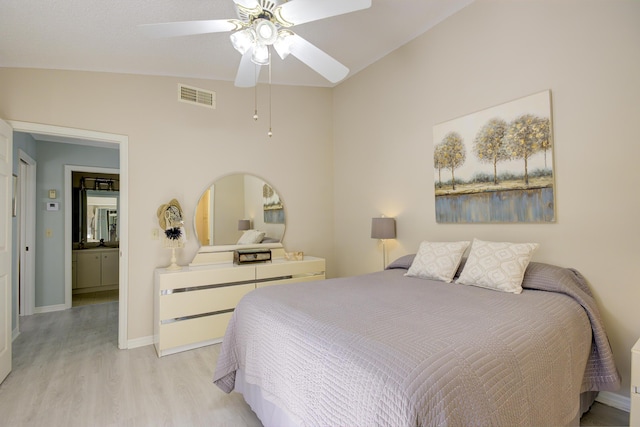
[70, 169, 120, 307]
[10, 121, 129, 350]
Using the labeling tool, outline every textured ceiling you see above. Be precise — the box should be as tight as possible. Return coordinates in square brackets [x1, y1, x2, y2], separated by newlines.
[0, 0, 474, 87]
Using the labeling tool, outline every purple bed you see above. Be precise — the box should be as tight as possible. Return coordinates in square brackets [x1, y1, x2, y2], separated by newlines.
[214, 260, 620, 426]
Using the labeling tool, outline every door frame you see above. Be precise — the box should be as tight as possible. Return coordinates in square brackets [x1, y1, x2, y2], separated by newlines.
[8, 121, 129, 349]
[17, 150, 36, 317]
[0, 119, 13, 384]
[64, 165, 120, 307]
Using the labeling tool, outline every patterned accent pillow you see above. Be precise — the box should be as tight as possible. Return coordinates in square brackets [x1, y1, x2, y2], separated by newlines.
[237, 230, 265, 245]
[405, 241, 471, 283]
[455, 239, 539, 294]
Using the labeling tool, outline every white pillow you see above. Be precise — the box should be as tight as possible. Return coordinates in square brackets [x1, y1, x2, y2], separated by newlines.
[405, 241, 471, 283]
[237, 230, 265, 245]
[455, 239, 539, 294]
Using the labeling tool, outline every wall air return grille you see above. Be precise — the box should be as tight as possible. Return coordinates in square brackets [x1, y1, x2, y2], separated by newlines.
[178, 84, 216, 109]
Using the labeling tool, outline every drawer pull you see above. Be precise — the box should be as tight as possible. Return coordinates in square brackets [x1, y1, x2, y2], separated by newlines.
[161, 280, 255, 295]
[160, 308, 234, 324]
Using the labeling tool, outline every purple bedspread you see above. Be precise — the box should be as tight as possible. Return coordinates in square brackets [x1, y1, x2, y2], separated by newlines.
[214, 262, 620, 426]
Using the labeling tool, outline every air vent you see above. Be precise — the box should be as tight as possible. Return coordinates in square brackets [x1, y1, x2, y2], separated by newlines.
[178, 84, 216, 109]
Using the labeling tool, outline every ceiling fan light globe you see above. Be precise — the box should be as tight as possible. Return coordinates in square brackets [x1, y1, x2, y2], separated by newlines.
[251, 44, 270, 65]
[274, 30, 294, 60]
[254, 19, 278, 45]
[230, 28, 255, 54]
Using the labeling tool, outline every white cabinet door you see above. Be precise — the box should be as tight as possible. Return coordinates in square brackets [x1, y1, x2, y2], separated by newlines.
[101, 251, 119, 286]
[0, 119, 13, 384]
[76, 251, 101, 288]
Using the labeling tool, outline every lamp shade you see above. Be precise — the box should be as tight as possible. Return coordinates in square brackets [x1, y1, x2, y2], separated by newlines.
[238, 219, 251, 231]
[371, 217, 396, 239]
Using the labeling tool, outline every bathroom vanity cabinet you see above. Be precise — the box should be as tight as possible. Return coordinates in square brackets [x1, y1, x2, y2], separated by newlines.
[72, 248, 119, 292]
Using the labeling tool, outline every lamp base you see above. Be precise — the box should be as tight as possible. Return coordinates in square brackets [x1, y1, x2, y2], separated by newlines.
[166, 247, 182, 271]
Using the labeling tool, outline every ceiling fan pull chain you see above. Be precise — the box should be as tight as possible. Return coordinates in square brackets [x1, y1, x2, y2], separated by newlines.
[268, 50, 273, 138]
[253, 63, 259, 121]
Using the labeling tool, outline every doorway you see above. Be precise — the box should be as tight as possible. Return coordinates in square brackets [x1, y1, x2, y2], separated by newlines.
[17, 150, 36, 318]
[68, 168, 120, 308]
[9, 120, 129, 350]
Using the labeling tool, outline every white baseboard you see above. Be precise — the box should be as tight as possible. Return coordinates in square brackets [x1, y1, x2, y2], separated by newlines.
[157, 338, 221, 357]
[33, 303, 67, 314]
[127, 335, 154, 350]
[12, 327, 20, 342]
[596, 391, 631, 413]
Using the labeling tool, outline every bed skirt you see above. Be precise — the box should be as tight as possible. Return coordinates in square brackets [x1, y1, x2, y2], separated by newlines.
[235, 368, 599, 427]
[235, 368, 300, 427]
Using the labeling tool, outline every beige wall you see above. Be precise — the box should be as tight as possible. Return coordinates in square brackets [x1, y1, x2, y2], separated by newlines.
[333, 0, 640, 400]
[0, 68, 336, 341]
[1, 0, 638, 405]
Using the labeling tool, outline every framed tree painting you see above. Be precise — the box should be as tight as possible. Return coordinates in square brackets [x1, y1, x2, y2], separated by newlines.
[433, 90, 555, 223]
[263, 183, 284, 224]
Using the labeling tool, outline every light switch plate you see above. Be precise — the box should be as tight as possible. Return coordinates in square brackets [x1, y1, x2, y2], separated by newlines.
[48, 189, 56, 199]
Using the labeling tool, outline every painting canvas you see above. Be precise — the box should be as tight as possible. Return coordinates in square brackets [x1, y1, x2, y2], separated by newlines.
[433, 90, 555, 223]
[263, 183, 284, 224]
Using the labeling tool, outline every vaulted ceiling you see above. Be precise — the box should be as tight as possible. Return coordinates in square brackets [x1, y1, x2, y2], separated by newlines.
[0, 0, 474, 87]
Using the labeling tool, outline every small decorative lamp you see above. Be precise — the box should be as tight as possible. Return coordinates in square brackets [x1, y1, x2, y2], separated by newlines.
[238, 219, 251, 231]
[157, 199, 186, 271]
[371, 216, 396, 270]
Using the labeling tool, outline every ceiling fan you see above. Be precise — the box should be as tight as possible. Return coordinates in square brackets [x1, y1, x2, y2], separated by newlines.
[140, 0, 372, 87]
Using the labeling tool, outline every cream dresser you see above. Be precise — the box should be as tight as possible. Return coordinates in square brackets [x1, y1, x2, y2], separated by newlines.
[632, 337, 640, 426]
[154, 249, 325, 357]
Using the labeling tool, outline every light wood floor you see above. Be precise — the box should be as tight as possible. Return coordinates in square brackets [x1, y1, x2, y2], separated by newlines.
[0, 302, 630, 426]
[0, 302, 261, 426]
[72, 289, 119, 307]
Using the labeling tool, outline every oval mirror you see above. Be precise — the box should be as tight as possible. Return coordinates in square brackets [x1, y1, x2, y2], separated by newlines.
[194, 173, 285, 248]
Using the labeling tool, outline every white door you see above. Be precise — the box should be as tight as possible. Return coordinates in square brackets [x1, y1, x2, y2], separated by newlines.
[0, 119, 13, 384]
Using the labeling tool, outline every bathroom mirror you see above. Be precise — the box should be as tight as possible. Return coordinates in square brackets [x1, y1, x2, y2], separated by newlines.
[84, 190, 119, 242]
[194, 173, 285, 248]
[72, 173, 120, 245]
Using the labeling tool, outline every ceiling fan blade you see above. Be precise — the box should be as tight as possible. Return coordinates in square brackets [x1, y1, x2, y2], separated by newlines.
[139, 19, 240, 38]
[288, 34, 349, 83]
[235, 49, 262, 87]
[232, 0, 260, 9]
[275, 0, 371, 26]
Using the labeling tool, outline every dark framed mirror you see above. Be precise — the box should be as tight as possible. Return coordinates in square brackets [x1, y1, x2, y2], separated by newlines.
[72, 172, 120, 246]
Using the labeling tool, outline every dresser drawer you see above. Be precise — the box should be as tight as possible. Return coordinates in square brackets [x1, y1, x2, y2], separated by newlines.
[158, 312, 233, 351]
[256, 273, 326, 288]
[159, 283, 255, 320]
[158, 266, 255, 291]
[256, 258, 325, 280]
